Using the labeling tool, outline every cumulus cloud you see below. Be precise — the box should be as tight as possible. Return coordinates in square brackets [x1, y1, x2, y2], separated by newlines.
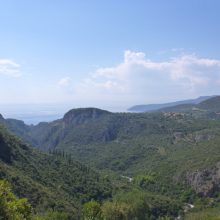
[58, 77, 71, 87]
[95, 51, 220, 86]
[75, 50, 220, 103]
[0, 59, 21, 77]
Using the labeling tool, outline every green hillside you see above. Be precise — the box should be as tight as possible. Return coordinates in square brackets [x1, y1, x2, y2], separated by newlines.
[158, 96, 220, 114]
[2, 97, 220, 218]
[0, 125, 112, 219]
[197, 96, 220, 111]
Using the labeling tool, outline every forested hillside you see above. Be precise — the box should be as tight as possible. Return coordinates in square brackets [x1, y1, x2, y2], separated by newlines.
[0, 125, 112, 219]
[1, 96, 220, 219]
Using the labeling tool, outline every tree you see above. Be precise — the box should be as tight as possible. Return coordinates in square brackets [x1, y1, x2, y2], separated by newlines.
[101, 201, 133, 220]
[0, 180, 32, 220]
[33, 211, 68, 220]
[82, 200, 103, 220]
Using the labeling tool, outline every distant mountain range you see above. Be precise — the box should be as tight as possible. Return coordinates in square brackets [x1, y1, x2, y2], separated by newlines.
[128, 95, 217, 112]
[1, 96, 220, 160]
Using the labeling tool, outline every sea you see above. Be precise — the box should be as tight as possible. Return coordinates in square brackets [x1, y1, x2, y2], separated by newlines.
[0, 104, 128, 125]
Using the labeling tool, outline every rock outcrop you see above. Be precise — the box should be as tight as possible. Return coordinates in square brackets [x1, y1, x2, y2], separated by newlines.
[186, 162, 220, 197]
[63, 108, 110, 126]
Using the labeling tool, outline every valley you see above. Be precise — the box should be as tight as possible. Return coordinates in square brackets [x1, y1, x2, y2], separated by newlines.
[1, 96, 220, 219]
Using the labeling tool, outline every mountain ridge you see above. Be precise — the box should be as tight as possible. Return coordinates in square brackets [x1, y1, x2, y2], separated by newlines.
[128, 96, 216, 112]
[2, 97, 220, 218]
[2, 96, 220, 153]
[63, 107, 111, 126]
[159, 95, 220, 113]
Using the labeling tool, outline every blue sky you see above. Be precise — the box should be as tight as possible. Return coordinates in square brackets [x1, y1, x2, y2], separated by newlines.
[1, 0, 220, 112]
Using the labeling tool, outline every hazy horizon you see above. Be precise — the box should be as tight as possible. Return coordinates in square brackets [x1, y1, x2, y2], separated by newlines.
[0, 94, 217, 124]
[0, 103, 130, 124]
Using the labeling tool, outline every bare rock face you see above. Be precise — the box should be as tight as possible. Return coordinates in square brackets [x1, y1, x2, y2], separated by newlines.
[194, 133, 212, 142]
[63, 108, 110, 126]
[186, 162, 220, 197]
[0, 114, 4, 120]
[173, 132, 184, 141]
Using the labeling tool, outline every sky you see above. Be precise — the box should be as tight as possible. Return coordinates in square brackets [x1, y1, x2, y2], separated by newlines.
[1, 0, 220, 119]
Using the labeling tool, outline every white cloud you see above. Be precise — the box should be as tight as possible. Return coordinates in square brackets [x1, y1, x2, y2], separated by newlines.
[0, 59, 21, 77]
[94, 51, 220, 87]
[75, 50, 220, 103]
[3, 51, 220, 107]
[58, 77, 71, 87]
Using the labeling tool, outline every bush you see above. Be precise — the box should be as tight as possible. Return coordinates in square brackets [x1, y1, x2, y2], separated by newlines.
[0, 180, 32, 220]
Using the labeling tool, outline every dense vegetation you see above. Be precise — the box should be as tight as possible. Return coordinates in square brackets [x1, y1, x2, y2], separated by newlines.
[0, 125, 112, 219]
[1, 96, 220, 219]
[0, 179, 32, 220]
